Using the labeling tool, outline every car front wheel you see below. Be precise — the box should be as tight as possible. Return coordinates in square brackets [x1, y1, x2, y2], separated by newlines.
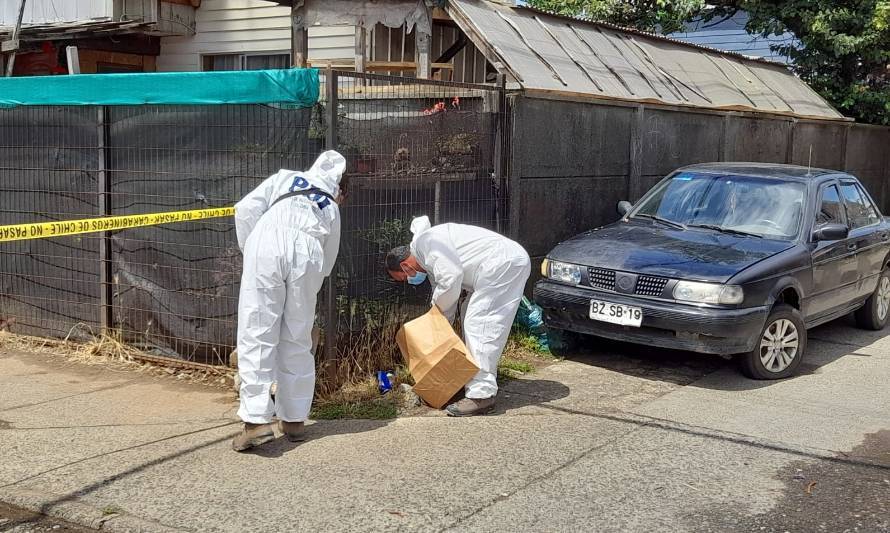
[854, 268, 890, 331]
[739, 304, 806, 380]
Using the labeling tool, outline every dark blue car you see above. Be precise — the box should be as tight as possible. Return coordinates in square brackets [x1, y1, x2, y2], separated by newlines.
[535, 163, 890, 379]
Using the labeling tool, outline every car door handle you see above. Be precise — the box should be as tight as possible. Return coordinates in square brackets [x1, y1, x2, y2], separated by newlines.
[847, 243, 858, 251]
[881, 233, 890, 242]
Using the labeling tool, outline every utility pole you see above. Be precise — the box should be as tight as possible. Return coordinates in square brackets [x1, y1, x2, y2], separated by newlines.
[3, 0, 27, 77]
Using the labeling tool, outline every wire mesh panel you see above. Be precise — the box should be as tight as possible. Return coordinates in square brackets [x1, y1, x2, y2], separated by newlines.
[0, 71, 503, 371]
[0, 106, 101, 340]
[329, 71, 505, 362]
[107, 104, 315, 364]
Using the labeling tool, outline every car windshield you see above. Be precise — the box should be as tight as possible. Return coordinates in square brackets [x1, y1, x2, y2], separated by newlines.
[632, 172, 806, 240]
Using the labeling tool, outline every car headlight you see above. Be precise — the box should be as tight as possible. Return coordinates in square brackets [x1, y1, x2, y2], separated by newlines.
[673, 281, 744, 305]
[547, 260, 582, 285]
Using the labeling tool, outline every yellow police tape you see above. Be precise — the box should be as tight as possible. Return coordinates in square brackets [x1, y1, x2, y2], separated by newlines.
[0, 207, 235, 243]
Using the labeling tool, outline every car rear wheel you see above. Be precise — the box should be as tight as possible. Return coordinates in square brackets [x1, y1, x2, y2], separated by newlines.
[854, 268, 890, 331]
[739, 304, 806, 380]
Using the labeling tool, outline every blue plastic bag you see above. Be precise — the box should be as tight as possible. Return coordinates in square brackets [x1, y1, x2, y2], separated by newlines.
[514, 297, 550, 353]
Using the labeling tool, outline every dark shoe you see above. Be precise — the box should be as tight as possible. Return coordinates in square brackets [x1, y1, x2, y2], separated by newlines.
[232, 422, 275, 452]
[445, 396, 496, 417]
[280, 421, 306, 443]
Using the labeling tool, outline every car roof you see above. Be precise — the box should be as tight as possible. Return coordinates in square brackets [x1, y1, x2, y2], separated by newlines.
[676, 162, 849, 181]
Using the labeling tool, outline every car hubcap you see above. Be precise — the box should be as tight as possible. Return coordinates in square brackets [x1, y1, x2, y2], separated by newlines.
[759, 318, 799, 373]
[877, 277, 890, 321]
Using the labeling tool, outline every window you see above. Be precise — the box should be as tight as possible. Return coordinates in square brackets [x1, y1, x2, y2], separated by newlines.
[840, 183, 880, 229]
[816, 185, 843, 226]
[202, 53, 290, 72]
[633, 172, 805, 240]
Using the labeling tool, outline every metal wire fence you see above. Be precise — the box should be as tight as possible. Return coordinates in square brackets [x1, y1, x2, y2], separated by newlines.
[329, 71, 506, 365]
[0, 70, 505, 368]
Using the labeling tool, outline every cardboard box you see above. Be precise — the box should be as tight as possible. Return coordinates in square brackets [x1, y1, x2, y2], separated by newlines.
[396, 306, 479, 409]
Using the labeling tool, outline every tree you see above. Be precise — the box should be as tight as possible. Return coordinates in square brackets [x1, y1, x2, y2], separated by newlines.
[526, 0, 890, 125]
[526, 0, 706, 34]
[713, 1, 890, 125]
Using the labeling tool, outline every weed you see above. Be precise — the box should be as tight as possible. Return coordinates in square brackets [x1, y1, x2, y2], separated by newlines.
[311, 398, 399, 420]
[311, 375, 403, 420]
[499, 358, 534, 374]
[497, 356, 535, 381]
[101, 505, 123, 517]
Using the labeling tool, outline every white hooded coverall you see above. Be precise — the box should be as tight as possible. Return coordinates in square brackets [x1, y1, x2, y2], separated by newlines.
[410, 216, 531, 399]
[234, 151, 345, 424]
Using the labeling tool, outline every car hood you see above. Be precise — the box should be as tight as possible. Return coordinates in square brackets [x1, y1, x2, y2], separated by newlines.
[549, 221, 795, 283]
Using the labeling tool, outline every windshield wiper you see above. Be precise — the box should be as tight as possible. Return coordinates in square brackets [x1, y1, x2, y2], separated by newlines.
[633, 213, 686, 230]
[688, 223, 763, 238]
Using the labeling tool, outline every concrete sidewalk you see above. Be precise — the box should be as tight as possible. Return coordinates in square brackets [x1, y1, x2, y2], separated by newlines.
[1, 320, 888, 532]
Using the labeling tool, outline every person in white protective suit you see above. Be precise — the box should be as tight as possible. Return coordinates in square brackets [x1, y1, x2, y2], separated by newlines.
[231, 150, 347, 452]
[386, 216, 531, 416]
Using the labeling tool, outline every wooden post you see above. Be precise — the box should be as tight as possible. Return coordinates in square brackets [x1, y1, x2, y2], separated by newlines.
[291, 2, 308, 68]
[415, 31, 430, 79]
[323, 67, 338, 361]
[97, 107, 114, 332]
[508, 95, 521, 241]
[494, 73, 506, 235]
[354, 26, 366, 73]
[3, 0, 27, 77]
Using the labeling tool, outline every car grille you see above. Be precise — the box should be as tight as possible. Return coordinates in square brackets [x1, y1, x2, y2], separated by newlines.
[588, 268, 615, 291]
[588, 268, 669, 297]
[635, 275, 669, 297]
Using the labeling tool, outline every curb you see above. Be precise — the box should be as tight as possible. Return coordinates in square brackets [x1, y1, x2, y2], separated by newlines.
[0, 487, 186, 532]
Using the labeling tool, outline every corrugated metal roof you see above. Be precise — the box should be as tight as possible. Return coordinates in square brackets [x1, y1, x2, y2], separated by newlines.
[0, 19, 153, 41]
[448, 0, 845, 121]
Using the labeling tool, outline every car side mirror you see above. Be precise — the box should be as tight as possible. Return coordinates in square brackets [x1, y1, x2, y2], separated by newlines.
[813, 223, 849, 242]
[617, 201, 633, 217]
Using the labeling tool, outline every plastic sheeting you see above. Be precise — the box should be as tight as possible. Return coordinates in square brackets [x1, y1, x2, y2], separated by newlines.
[296, 0, 431, 36]
[0, 69, 320, 108]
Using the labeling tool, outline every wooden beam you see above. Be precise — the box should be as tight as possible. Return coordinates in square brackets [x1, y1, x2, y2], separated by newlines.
[354, 26, 366, 73]
[290, 3, 308, 68]
[366, 60, 414, 71]
[364, 60, 454, 71]
[432, 7, 452, 21]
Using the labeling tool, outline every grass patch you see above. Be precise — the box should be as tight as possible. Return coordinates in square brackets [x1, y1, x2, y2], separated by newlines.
[497, 356, 536, 381]
[310, 373, 405, 420]
[500, 358, 534, 374]
[311, 398, 399, 420]
[101, 505, 123, 517]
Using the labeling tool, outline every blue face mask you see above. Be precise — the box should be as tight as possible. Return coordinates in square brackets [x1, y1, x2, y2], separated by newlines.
[407, 271, 428, 286]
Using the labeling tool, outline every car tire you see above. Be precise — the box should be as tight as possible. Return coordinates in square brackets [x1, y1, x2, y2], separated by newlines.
[739, 304, 806, 380]
[854, 268, 890, 331]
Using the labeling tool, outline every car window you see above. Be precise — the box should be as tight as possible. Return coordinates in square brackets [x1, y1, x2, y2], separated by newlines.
[816, 185, 844, 226]
[633, 172, 805, 240]
[840, 182, 880, 229]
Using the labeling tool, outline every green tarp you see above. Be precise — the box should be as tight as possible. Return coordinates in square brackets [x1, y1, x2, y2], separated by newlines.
[0, 68, 320, 108]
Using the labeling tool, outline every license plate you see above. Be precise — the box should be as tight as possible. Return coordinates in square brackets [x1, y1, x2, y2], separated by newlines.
[589, 299, 643, 327]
